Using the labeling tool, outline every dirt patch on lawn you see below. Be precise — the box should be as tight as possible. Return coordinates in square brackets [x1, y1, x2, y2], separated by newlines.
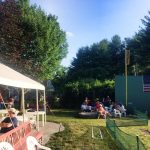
[140, 129, 150, 135]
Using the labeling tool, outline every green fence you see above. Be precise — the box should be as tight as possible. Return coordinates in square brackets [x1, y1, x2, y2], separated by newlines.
[106, 117, 147, 150]
[115, 76, 150, 113]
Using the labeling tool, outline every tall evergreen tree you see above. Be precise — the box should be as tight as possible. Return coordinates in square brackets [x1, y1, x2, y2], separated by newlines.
[126, 11, 150, 75]
[109, 35, 124, 75]
[138, 12, 150, 73]
[67, 36, 127, 82]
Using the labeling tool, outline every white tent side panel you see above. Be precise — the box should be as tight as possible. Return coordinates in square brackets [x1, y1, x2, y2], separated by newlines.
[0, 63, 45, 90]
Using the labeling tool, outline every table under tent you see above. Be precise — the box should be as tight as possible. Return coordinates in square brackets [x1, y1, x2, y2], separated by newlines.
[0, 63, 46, 130]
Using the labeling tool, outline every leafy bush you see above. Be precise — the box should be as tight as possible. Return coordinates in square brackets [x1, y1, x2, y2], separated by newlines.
[59, 79, 115, 108]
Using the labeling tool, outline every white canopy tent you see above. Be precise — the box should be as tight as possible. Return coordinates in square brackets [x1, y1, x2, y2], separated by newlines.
[0, 63, 45, 90]
[0, 63, 46, 130]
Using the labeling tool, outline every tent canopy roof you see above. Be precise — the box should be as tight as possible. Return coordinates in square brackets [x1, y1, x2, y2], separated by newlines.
[0, 63, 45, 90]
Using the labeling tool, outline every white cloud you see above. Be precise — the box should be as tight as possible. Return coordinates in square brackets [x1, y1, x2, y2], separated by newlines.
[66, 32, 74, 37]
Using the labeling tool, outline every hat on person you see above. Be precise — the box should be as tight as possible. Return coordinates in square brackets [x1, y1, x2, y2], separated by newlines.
[8, 108, 16, 114]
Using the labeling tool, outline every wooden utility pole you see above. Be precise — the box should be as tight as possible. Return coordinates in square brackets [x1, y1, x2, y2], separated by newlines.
[125, 50, 130, 107]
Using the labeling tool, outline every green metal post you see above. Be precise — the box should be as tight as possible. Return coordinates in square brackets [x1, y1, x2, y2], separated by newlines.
[136, 135, 139, 150]
[113, 120, 116, 139]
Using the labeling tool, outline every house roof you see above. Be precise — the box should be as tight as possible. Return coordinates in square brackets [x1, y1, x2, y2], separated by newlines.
[0, 63, 45, 90]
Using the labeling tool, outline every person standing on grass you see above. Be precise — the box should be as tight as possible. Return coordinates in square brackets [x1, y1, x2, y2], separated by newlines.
[97, 103, 111, 119]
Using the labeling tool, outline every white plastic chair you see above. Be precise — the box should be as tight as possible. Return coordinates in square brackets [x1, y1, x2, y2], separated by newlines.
[119, 105, 126, 117]
[26, 136, 51, 150]
[113, 109, 121, 118]
[0, 142, 14, 150]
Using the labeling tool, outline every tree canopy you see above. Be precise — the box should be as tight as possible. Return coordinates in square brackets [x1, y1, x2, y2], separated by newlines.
[67, 35, 124, 81]
[124, 11, 150, 75]
[0, 0, 68, 81]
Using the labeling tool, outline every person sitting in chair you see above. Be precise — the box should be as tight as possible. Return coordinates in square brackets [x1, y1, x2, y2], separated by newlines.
[81, 97, 92, 112]
[7, 97, 14, 109]
[0, 108, 18, 133]
[116, 102, 126, 117]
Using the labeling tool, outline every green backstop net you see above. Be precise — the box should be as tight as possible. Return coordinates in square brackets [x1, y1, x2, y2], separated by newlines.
[106, 117, 147, 150]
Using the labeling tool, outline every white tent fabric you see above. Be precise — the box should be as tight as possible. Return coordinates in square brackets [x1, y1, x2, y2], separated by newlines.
[0, 63, 45, 90]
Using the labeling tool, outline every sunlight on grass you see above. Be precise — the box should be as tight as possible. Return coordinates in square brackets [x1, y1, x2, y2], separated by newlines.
[120, 126, 150, 150]
[46, 109, 150, 150]
[46, 109, 118, 150]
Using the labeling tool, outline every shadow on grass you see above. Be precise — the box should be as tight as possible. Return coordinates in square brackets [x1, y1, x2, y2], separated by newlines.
[46, 123, 119, 150]
[45, 109, 119, 150]
[47, 109, 79, 118]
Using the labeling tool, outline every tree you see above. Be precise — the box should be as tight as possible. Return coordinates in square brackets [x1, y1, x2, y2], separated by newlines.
[109, 35, 124, 75]
[125, 11, 150, 75]
[0, 0, 24, 65]
[138, 12, 150, 74]
[61, 36, 125, 108]
[125, 35, 143, 75]
[67, 37, 125, 81]
[0, 0, 68, 81]
[68, 39, 113, 81]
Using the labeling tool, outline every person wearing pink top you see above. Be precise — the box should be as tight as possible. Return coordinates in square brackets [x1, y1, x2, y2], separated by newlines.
[97, 103, 111, 118]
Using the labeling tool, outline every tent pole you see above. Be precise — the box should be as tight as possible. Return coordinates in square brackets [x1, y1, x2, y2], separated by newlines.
[44, 90, 46, 123]
[21, 88, 25, 122]
[36, 89, 39, 131]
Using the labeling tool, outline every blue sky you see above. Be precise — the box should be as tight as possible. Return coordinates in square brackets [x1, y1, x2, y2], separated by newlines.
[30, 0, 150, 67]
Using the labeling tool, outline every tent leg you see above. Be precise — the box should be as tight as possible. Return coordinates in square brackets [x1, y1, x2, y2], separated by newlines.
[36, 89, 39, 131]
[21, 88, 25, 122]
[44, 90, 46, 124]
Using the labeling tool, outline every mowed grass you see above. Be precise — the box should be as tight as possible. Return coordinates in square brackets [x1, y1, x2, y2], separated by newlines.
[45, 109, 119, 150]
[120, 123, 150, 150]
[115, 119, 150, 149]
[45, 109, 150, 150]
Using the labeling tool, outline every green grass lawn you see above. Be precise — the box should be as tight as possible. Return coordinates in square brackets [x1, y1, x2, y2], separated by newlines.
[45, 109, 150, 150]
[115, 119, 150, 149]
[45, 109, 119, 150]
[120, 125, 150, 150]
